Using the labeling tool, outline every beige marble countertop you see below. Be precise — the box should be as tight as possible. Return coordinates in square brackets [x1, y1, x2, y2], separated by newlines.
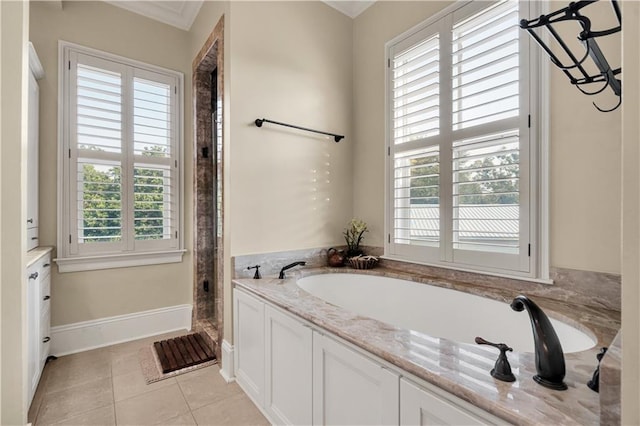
[26, 246, 53, 267]
[233, 267, 620, 425]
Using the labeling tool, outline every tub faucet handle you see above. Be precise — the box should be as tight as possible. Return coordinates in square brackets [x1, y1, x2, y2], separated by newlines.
[247, 265, 261, 279]
[475, 337, 516, 383]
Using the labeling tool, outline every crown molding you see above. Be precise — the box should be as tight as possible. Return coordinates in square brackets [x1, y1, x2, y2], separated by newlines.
[104, 0, 204, 31]
[322, 1, 376, 18]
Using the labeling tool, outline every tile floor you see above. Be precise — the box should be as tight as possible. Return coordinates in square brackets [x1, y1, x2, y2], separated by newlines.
[28, 332, 269, 425]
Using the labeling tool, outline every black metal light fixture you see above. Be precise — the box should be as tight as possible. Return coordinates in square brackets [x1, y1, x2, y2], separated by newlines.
[520, 0, 622, 112]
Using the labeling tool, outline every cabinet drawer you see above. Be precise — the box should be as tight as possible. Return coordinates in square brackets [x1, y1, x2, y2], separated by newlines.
[27, 227, 39, 251]
[40, 275, 51, 311]
[40, 311, 51, 368]
[40, 255, 52, 279]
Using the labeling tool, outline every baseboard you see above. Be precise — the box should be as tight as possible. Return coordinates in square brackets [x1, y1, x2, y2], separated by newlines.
[50, 304, 192, 356]
[219, 339, 235, 383]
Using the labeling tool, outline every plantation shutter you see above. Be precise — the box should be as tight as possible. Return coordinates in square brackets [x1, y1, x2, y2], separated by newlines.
[71, 54, 126, 254]
[450, 0, 528, 271]
[388, 23, 443, 260]
[68, 52, 179, 256]
[132, 71, 177, 246]
[387, 0, 530, 273]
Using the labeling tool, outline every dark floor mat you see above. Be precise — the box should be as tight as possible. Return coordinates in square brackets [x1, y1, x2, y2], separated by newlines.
[153, 333, 215, 374]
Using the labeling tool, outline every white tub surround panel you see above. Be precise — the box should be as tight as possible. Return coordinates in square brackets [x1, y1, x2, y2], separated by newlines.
[233, 268, 619, 425]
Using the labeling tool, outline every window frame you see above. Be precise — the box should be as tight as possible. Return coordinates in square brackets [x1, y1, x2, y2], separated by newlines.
[56, 41, 185, 273]
[384, 0, 550, 282]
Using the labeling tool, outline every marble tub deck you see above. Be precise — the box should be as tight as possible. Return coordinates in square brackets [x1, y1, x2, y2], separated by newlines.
[233, 267, 620, 426]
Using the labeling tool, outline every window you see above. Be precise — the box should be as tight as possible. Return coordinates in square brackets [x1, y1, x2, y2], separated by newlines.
[386, 1, 546, 278]
[57, 42, 184, 272]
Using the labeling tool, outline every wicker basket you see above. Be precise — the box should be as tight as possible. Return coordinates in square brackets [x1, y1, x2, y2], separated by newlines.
[348, 255, 379, 270]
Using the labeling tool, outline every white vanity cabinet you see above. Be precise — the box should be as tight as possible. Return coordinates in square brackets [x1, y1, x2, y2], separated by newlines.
[27, 42, 44, 250]
[233, 289, 313, 425]
[313, 332, 399, 425]
[233, 285, 504, 426]
[27, 248, 52, 406]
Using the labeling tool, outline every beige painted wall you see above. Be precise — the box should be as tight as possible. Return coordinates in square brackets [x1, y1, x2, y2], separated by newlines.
[621, 2, 640, 423]
[30, 1, 193, 326]
[353, 1, 622, 274]
[191, 1, 354, 341]
[228, 1, 354, 256]
[1, 1, 29, 423]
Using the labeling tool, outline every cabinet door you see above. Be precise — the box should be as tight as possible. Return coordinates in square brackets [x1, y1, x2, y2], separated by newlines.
[26, 265, 41, 405]
[27, 70, 39, 232]
[400, 378, 488, 426]
[39, 272, 51, 371]
[265, 306, 312, 425]
[313, 332, 399, 426]
[233, 289, 265, 407]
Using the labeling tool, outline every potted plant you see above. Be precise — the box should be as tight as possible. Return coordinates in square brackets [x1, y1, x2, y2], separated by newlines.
[343, 218, 368, 258]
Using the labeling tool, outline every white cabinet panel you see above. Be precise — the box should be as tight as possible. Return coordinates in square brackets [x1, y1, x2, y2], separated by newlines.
[27, 251, 51, 406]
[27, 263, 41, 404]
[400, 378, 493, 426]
[233, 289, 265, 407]
[265, 305, 312, 425]
[313, 332, 399, 426]
[27, 59, 40, 251]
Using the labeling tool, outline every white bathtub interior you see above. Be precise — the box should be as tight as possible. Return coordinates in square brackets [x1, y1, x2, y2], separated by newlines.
[297, 273, 596, 354]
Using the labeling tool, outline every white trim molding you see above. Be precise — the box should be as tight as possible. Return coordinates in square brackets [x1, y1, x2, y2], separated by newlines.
[28, 42, 44, 80]
[50, 304, 192, 356]
[219, 339, 235, 383]
[104, 0, 204, 31]
[54, 249, 186, 273]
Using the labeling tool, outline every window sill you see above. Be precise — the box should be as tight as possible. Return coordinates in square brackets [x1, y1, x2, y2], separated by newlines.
[54, 249, 187, 273]
[380, 254, 554, 285]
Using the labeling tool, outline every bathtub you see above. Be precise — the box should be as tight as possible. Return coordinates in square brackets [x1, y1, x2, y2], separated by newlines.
[297, 273, 596, 354]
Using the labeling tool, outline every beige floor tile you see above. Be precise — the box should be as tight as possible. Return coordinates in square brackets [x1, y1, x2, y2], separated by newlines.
[51, 405, 115, 426]
[191, 393, 269, 426]
[52, 348, 112, 369]
[157, 412, 197, 426]
[115, 382, 190, 425]
[113, 368, 176, 402]
[36, 377, 113, 425]
[109, 331, 187, 358]
[111, 351, 142, 377]
[177, 366, 242, 411]
[175, 365, 218, 384]
[45, 355, 112, 394]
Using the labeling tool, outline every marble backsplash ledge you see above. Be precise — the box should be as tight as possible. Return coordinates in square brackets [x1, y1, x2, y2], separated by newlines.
[232, 246, 621, 312]
[379, 256, 621, 312]
[232, 247, 331, 279]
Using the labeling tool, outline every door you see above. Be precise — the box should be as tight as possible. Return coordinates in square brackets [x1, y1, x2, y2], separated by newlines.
[265, 305, 312, 425]
[400, 378, 487, 425]
[27, 70, 39, 250]
[233, 288, 265, 406]
[26, 264, 41, 404]
[313, 332, 399, 425]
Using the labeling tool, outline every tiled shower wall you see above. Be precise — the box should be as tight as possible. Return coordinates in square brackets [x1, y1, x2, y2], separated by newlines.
[192, 16, 224, 359]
